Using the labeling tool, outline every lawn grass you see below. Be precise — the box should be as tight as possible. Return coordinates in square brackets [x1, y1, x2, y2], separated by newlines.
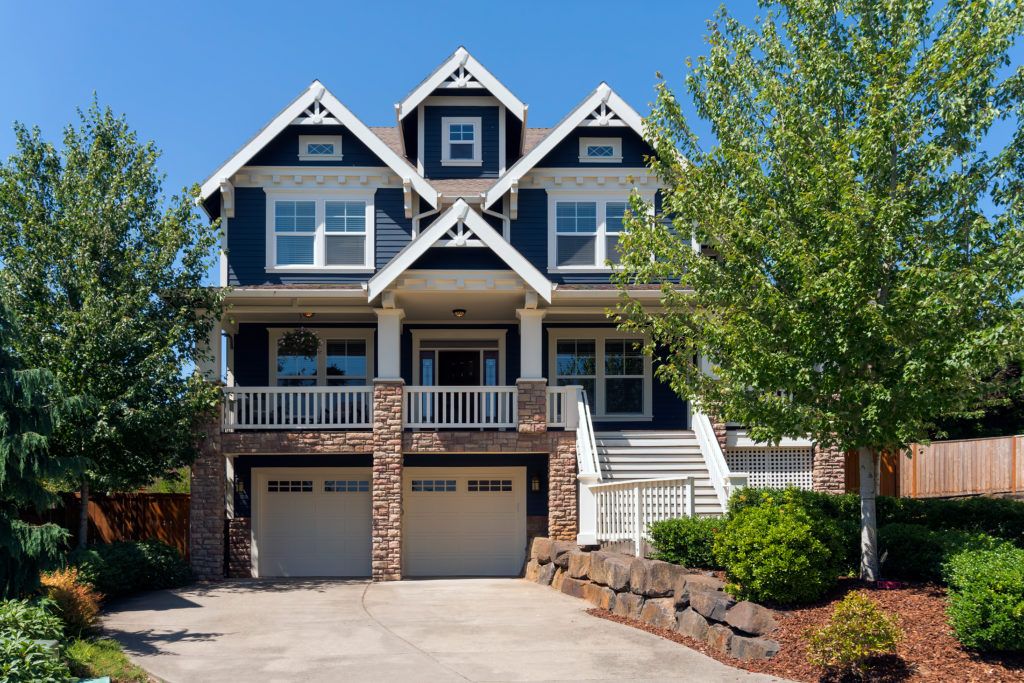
[65, 638, 149, 682]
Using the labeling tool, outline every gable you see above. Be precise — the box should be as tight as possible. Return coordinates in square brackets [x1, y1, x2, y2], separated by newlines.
[247, 125, 391, 168]
[533, 128, 652, 169]
[397, 47, 526, 121]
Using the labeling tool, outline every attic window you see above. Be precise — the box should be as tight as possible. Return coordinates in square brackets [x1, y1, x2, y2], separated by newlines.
[441, 117, 481, 166]
[298, 135, 343, 161]
[579, 137, 622, 163]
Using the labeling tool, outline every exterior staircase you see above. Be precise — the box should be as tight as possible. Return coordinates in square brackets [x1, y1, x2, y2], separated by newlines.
[594, 430, 726, 516]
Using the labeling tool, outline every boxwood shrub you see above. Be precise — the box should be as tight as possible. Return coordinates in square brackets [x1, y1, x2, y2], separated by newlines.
[878, 523, 1009, 582]
[66, 539, 191, 598]
[647, 516, 724, 569]
[944, 545, 1024, 651]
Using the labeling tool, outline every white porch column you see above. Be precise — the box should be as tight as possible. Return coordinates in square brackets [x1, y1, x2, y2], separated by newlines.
[375, 308, 405, 381]
[197, 319, 222, 382]
[576, 474, 600, 546]
[515, 308, 547, 380]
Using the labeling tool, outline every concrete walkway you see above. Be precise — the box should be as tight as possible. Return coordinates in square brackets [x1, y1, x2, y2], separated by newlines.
[102, 578, 790, 683]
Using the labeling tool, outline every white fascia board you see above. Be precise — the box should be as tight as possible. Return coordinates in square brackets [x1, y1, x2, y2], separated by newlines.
[224, 288, 368, 300]
[200, 81, 438, 208]
[397, 47, 526, 120]
[484, 83, 646, 208]
[368, 198, 551, 302]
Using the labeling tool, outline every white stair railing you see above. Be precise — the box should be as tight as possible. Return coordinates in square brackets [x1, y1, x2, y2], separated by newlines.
[691, 409, 748, 509]
[575, 387, 601, 479]
[589, 477, 695, 556]
[403, 386, 517, 428]
[222, 386, 373, 429]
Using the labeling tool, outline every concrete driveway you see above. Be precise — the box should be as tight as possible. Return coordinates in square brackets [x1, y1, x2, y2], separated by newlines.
[102, 578, 789, 683]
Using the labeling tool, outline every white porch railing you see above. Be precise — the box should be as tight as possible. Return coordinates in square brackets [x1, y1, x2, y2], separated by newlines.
[546, 387, 569, 427]
[692, 409, 748, 509]
[404, 386, 517, 429]
[590, 477, 696, 557]
[222, 386, 373, 429]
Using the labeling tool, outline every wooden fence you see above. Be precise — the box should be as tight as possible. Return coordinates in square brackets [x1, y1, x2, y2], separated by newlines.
[845, 435, 1023, 499]
[24, 493, 190, 560]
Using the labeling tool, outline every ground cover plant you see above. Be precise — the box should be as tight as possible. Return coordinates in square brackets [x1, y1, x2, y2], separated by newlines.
[65, 637, 150, 682]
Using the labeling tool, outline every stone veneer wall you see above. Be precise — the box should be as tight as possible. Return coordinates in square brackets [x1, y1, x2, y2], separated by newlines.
[516, 379, 548, 433]
[372, 380, 404, 581]
[812, 443, 846, 494]
[226, 517, 252, 578]
[190, 415, 225, 581]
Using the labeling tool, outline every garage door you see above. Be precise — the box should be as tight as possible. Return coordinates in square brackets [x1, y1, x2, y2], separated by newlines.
[254, 467, 371, 577]
[403, 467, 526, 577]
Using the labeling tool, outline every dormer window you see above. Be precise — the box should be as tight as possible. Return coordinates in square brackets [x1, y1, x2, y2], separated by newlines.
[298, 135, 343, 161]
[441, 117, 481, 166]
[579, 137, 622, 163]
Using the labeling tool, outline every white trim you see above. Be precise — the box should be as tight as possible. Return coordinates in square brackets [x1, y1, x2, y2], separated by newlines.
[266, 327, 375, 387]
[416, 104, 425, 176]
[264, 190, 375, 271]
[484, 83, 646, 208]
[368, 199, 552, 302]
[546, 191, 652, 271]
[423, 96, 502, 107]
[498, 104, 507, 175]
[726, 429, 815, 448]
[441, 116, 482, 166]
[397, 47, 526, 121]
[410, 328, 507, 385]
[219, 210, 228, 287]
[578, 137, 622, 163]
[298, 135, 343, 161]
[547, 328, 652, 420]
[199, 80, 438, 208]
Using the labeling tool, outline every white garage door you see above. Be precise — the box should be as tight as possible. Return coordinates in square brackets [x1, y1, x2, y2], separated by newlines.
[403, 467, 526, 577]
[254, 467, 371, 577]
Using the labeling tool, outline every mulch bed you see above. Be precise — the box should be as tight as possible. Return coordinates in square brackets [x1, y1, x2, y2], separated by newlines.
[586, 578, 1024, 682]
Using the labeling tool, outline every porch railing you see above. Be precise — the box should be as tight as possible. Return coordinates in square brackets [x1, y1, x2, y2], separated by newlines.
[404, 386, 517, 429]
[590, 477, 695, 556]
[222, 386, 373, 430]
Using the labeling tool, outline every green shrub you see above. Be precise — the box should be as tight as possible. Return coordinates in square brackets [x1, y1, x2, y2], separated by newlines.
[66, 539, 190, 598]
[647, 516, 724, 569]
[714, 495, 842, 605]
[944, 545, 1024, 651]
[40, 568, 103, 636]
[0, 633, 69, 683]
[0, 599, 63, 640]
[879, 523, 1009, 582]
[805, 590, 903, 678]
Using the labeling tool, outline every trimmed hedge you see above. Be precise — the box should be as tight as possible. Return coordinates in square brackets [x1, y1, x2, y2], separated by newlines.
[647, 516, 724, 569]
[878, 523, 1010, 582]
[65, 539, 190, 598]
[944, 546, 1024, 651]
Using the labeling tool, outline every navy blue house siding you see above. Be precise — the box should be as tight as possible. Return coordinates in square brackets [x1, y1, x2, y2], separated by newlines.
[508, 189, 547, 273]
[374, 188, 413, 268]
[535, 128, 651, 168]
[423, 106, 500, 179]
[248, 125, 388, 167]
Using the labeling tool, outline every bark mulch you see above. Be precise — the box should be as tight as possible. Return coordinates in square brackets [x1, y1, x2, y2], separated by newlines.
[586, 578, 1024, 682]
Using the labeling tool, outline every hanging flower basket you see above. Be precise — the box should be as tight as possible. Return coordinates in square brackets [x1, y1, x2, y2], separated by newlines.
[277, 328, 320, 357]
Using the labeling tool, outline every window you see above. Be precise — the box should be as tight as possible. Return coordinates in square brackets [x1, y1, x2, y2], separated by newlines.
[266, 194, 373, 270]
[468, 479, 512, 492]
[578, 137, 622, 163]
[269, 328, 374, 387]
[549, 330, 651, 419]
[298, 135, 343, 161]
[325, 480, 369, 492]
[411, 480, 456, 492]
[267, 480, 312, 492]
[441, 116, 481, 165]
[550, 196, 637, 269]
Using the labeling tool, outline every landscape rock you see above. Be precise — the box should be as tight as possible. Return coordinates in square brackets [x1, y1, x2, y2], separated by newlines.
[525, 559, 541, 582]
[630, 558, 682, 597]
[731, 636, 780, 660]
[567, 551, 592, 579]
[690, 591, 736, 622]
[612, 591, 645, 620]
[551, 541, 577, 568]
[724, 601, 778, 636]
[705, 624, 734, 655]
[593, 554, 632, 591]
[531, 537, 553, 564]
[535, 562, 556, 586]
[551, 567, 566, 591]
[673, 573, 726, 607]
[639, 597, 677, 631]
[584, 583, 616, 609]
[560, 576, 590, 599]
[676, 607, 710, 641]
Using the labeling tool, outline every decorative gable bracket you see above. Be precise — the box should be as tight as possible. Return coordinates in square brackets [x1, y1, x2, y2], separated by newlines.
[219, 179, 234, 218]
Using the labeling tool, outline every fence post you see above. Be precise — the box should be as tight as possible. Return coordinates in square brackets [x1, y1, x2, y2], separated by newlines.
[911, 443, 918, 499]
[633, 481, 642, 558]
[1013, 436, 1018, 494]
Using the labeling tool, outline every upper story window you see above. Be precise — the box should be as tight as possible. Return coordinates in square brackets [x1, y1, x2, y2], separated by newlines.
[298, 135, 343, 161]
[549, 330, 651, 419]
[549, 196, 630, 269]
[266, 193, 374, 270]
[578, 137, 622, 163]
[441, 117, 481, 166]
[271, 328, 374, 387]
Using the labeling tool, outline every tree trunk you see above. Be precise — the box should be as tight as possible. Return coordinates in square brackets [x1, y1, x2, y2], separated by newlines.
[859, 446, 880, 581]
[77, 479, 89, 549]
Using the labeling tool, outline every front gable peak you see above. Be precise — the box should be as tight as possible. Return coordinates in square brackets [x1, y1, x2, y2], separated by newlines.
[397, 47, 526, 121]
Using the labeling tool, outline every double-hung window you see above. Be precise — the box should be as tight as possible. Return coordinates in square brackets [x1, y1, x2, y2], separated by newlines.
[441, 116, 481, 165]
[271, 329, 373, 387]
[550, 196, 639, 269]
[550, 330, 650, 419]
[267, 194, 373, 270]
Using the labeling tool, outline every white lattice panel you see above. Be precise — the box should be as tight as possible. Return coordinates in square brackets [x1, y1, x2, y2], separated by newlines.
[726, 448, 813, 490]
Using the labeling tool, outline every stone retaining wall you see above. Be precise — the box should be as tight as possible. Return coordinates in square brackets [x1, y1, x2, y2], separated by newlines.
[525, 538, 780, 661]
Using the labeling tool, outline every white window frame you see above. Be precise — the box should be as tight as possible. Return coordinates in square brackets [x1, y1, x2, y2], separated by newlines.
[267, 327, 375, 386]
[298, 135, 344, 161]
[547, 192, 653, 271]
[265, 191, 375, 271]
[441, 116, 482, 166]
[578, 137, 622, 163]
[547, 328, 652, 420]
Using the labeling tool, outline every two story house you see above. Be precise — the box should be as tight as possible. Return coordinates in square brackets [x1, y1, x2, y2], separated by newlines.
[190, 48, 844, 582]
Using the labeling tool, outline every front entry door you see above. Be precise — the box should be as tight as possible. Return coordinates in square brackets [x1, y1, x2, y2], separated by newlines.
[438, 350, 481, 386]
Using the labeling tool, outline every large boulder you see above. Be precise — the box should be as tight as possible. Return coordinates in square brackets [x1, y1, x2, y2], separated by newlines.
[639, 597, 677, 631]
[525, 559, 541, 582]
[551, 541, 578, 568]
[676, 607, 710, 641]
[536, 562, 557, 586]
[584, 583, 616, 610]
[630, 558, 682, 597]
[551, 567, 567, 591]
[690, 591, 736, 622]
[612, 591, 645, 620]
[705, 624, 734, 655]
[591, 552, 632, 591]
[672, 573, 726, 608]
[730, 636, 780, 660]
[567, 551, 592, 579]
[724, 601, 778, 636]
[560, 576, 590, 599]
[531, 537, 553, 564]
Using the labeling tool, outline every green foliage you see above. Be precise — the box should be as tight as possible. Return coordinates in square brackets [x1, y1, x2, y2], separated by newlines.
[714, 494, 842, 604]
[0, 599, 63, 640]
[805, 590, 903, 677]
[0, 100, 224, 544]
[0, 633, 69, 683]
[944, 546, 1024, 651]
[879, 523, 1010, 582]
[67, 539, 190, 598]
[647, 516, 724, 569]
[65, 637, 149, 682]
[145, 467, 190, 494]
[614, 0, 1024, 579]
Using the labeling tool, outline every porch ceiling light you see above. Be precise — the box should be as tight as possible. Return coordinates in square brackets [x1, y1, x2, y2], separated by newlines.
[302, 312, 314, 318]
[452, 309, 466, 318]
